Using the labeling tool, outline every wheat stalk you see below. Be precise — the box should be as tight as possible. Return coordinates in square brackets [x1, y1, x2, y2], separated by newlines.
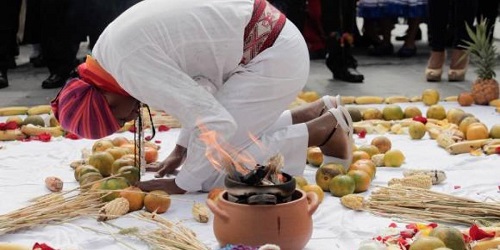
[362, 186, 500, 226]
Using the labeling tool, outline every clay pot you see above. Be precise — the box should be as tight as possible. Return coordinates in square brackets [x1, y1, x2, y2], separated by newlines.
[207, 189, 319, 249]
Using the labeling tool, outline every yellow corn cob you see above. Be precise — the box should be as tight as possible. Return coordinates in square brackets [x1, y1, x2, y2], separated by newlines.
[0, 106, 29, 116]
[410, 95, 422, 102]
[384, 96, 410, 104]
[341, 96, 356, 104]
[27, 105, 52, 115]
[340, 194, 365, 210]
[443, 96, 458, 102]
[446, 139, 492, 155]
[192, 202, 210, 223]
[354, 96, 384, 104]
[0, 129, 27, 141]
[489, 98, 500, 107]
[388, 175, 432, 189]
[436, 134, 457, 148]
[20, 124, 64, 137]
[97, 197, 130, 221]
[403, 169, 447, 184]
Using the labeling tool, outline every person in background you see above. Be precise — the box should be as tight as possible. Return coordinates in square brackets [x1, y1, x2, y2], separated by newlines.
[425, 0, 477, 82]
[0, 0, 22, 89]
[51, 0, 354, 194]
[322, 0, 364, 82]
[476, 0, 499, 42]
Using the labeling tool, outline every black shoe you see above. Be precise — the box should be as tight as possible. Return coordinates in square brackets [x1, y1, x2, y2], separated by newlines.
[395, 27, 422, 41]
[8, 58, 16, 69]
[397, 46, 417, 58]
[30, 55, 46, 68]
[41, 74, 68, 89]
[368, 43, 394, 56]
[333, 67, 364, 83]
[0, 71, 8, 89]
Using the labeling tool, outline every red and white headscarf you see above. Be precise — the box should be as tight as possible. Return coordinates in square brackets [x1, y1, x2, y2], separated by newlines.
[51, 56, 129, 139]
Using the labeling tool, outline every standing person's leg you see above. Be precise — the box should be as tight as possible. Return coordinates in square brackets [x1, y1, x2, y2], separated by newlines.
[476, 0, 499, 41]
[448, 0, 477, 81]
[323, 0, 364, 83]
[0, 0, 22, 88]
[426, 0, 449, 81]
[40, 0, 80, 89]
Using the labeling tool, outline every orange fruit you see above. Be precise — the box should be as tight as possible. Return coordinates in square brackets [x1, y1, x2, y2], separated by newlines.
[459, 116, 480, 136]
[382, 105, 404, 121]
[328, 174, 355, 197]
[357, 145, 380, 157]
[362, 108, 383, 120]
[404, 106, 422, 119]
[116, 166, 140, 185]
[446, 108, 465, 125]
[99, 177, 130, 202]
[145, 146, 159, 164]
[429, 226, 467, 250]
[352, 150, 371, 163]
[426, 104, 447, 120]
[490, 124, 500, 139]
[105, 147, 129, 160]
[79, 172, 103, 189]
[74, 164, 99, 181]
[409, 236, 446, 250]
[457, 92, 474, 106]
[302, 184, 325, 203]
[370, 136, 392, 153]
[120, 143, 138, 154]
[306, 147, 323, 167]
[315, 163, 346, 191]
[422, 88, 440, 106]
[112, 157, 137, 174]
[383, 149, 405, 167]
[120, 186, 145, 212]
[144, 190, 171, 214]
[112, 136, 130, 147]
[466, 122, 489, 140]
[347, 170, 372, 193]
[92, 139, 114, 153]
[88, 152, 115, 177]
[349, 159, 376, 180]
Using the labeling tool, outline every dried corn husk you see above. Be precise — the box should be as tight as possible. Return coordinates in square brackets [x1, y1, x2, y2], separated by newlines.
[192, 202, 210, 223]
[403, 169, 447, 184]
[388, 175, 432, 189]
[98, 198, 129, 221]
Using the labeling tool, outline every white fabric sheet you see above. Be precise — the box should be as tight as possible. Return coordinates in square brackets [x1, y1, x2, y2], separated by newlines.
[0, 102, 499, 249]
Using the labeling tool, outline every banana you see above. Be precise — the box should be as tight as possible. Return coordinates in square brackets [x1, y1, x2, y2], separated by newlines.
[384, 96, 410, 104]
[27, 104, 52, 115]
[483, 144, 500, 155]
[0, 243, 30, 250]
[409, 95, 422, 102]
[354, 96, 384, 104]
[20, 124, 65, 137]
[341, 96, 356, 104]
[0, 129, 27, 141]
[445, 139, 492, 155]
[472, 237, 500, 250]
[443, 96, 458, 102]
[489, 98, 500, 107]
[0, 106, 29, 116]
[436, 134, 457, 148]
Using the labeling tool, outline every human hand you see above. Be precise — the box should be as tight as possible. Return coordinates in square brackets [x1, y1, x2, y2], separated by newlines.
[136, 178, 186, 194]
[147, 144, 186, 178]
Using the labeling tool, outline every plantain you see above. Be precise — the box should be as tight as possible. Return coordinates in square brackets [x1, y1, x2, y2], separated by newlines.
[0, 129, 27, 141]
[409, 95, 422, 102]
[471, 237, 500, 250]
[436, 133, 457, 148]
[0, 106, 29, 116]
[445, 139, 492, 155]
[27, 105, 52, 115]
[20, 124, 65, 137]
[443, 96, 458, 102]
[340, 96, 356, 104]
[354, 96, 384, 104]
[483, 144, 500, 155]
[384, 96, 410, 104]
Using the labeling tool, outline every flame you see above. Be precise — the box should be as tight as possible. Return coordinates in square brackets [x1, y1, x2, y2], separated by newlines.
[198, 123, 261, 176]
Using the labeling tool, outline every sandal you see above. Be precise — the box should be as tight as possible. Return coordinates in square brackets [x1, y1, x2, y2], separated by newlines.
[319, 95, 342, 115]
[319, 106, 354, 170]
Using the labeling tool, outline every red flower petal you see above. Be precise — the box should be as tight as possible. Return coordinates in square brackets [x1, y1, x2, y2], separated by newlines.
[64, 132, 80, 140]
[358, 129, 367, 139]
[469, 224, 496, 241]
[427, 222, 438, 229]
[0, 122, 6, 130]
[495, 147, 500, 154]
[454, 185, 461, 189]
[400, 229, 415, 239]
[388, 222, 398, 228]
[33, 243, 55, 250]
[4, 121, 18, 130]
[158, 125, 170, 132]
[37, 133, 52, 142]
[405, 223, 418, 230]
[145, 135, 152, 141]
[128, 125, 137, 133]
[412, 116, 428, 124]
[154, 140, 162, 144]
